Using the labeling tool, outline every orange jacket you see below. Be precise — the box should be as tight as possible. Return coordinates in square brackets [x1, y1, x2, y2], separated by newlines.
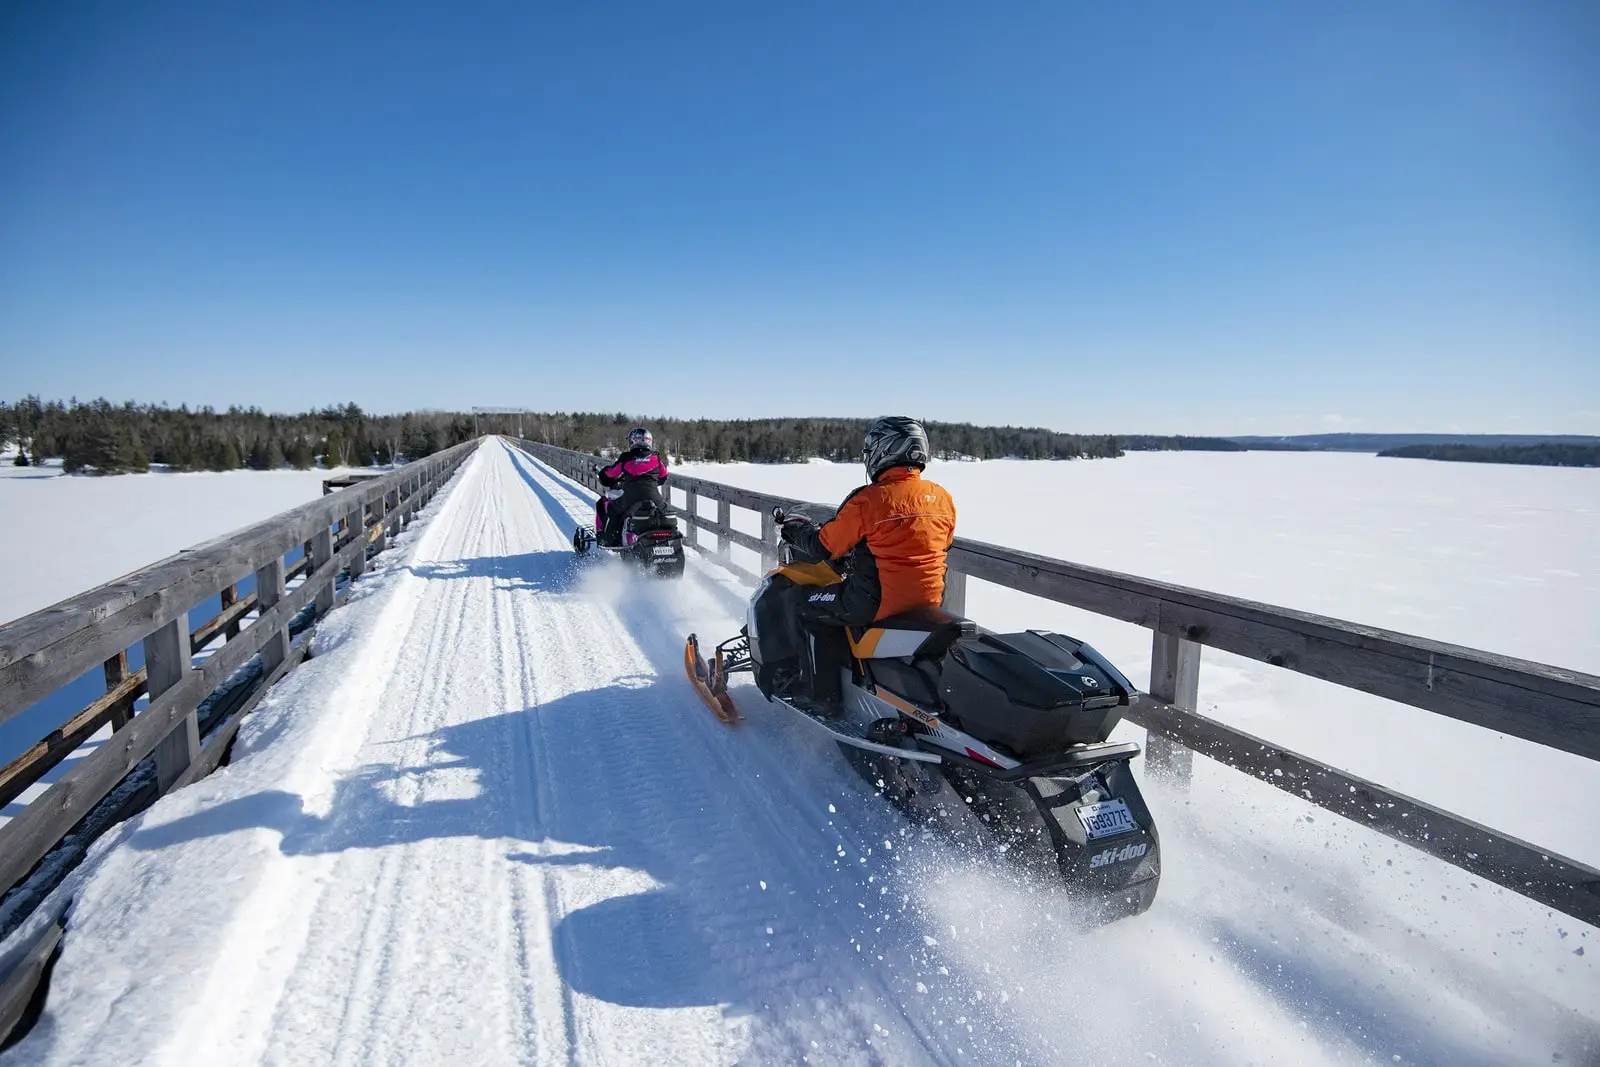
[818, 467, 957, 620]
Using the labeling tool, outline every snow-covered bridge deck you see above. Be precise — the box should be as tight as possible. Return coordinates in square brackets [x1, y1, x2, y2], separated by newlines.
[1, 439, 1596, 1065]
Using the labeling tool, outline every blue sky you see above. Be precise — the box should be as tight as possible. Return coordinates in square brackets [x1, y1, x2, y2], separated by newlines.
[1, 1, 1595, 434]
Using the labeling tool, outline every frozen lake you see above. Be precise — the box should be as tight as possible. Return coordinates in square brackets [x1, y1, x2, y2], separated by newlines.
[0, 462, 374, 627]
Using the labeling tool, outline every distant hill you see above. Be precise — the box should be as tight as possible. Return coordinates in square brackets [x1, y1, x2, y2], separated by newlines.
[1228, 433, 1600, 453]
[1377, 443, 1600, 468]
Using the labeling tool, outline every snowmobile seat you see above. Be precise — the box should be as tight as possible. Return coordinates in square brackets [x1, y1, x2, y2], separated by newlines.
[847, 607, 976, 661]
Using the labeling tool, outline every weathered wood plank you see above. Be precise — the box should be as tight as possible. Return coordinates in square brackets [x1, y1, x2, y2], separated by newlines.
[940, 568, 967, 617]
[759, 510, 777, 571]
[716, 500, 732, 563]
[254, 557, 288, 677]
[944, 539, 1600, 759]
[103, 652, 132, 731]
[310, 525, 334, 618]
[0, 920, 61, 1047]
[219, 584, 241, 640]
[1146, 629, 1201, 779]
[0, 671, 145, 810]
[1126, 696, 1600, 927]
[346, 506, 367, 579]
[684, 517, 766, 555]
[0, 668, 205, 894]
[145, 619, 197, 794]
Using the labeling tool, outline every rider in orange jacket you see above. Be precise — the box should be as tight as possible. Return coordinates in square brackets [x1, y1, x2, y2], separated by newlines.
[780, 416, 956, 709]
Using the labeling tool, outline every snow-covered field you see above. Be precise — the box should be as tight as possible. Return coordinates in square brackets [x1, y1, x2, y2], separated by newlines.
[678, 452, 1600, 866]
[0, 461, 385, 626]
[0, 441, 1595, 1065]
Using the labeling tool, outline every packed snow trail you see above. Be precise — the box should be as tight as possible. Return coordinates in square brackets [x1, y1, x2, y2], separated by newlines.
[6, 439, 1595, 1067]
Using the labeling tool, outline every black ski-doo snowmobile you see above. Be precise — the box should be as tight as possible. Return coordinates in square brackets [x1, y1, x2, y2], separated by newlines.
[573, 480, 686, 579]
[686, 513, 1159, 921]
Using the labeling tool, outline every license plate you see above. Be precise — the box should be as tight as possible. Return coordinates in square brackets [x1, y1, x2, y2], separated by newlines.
[1076, 799, 1137, 840]
[652, 546, 677, 557]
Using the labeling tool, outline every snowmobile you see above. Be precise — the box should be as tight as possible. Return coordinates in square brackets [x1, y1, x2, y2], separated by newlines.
[572, 483, 686, 579]
[685, 511, 1160, 921]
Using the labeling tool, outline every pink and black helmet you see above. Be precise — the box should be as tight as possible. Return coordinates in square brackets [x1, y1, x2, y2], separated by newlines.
[627, 427, 654, 451]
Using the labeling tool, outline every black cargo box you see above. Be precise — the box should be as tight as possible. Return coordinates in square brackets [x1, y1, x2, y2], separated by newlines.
[938, 630, 1132, 757]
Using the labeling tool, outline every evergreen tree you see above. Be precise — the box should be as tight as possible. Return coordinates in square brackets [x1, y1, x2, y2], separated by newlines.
[287, 437, 314, 470]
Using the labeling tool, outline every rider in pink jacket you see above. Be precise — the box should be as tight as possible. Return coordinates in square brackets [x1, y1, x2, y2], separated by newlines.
[596, 427, 668, 545]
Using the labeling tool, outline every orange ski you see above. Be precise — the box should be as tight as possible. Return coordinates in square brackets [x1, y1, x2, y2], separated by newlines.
[685, 634, 741, 723]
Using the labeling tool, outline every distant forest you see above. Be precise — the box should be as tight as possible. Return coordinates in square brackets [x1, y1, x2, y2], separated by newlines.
[521, 411, 1245, 463]
[1378, 443, 1600, 468]
[1, 397, 477, 474]
[0, 397, 1245, 475]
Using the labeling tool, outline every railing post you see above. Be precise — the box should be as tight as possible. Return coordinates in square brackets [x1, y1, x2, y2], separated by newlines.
[255, 556, 288, 675]
[219, 583, 241, 640]
[941, 567, 968, 616]
[717, 498, 732, 565]
[346, 505, 366, 579]
[760, 508, 777, 571]
[686, 493, 699, 551]
[146, 618, 197, 793]
[372, 494, 388, 554]
[1147, 628, 1201, 784]
[103, 651, 132, 731]
[311, 524, 334, 617]
[347, 502, 366, 575]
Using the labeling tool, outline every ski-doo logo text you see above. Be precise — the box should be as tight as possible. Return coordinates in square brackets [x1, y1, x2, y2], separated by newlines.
[808, 592, 837, 603]
[1090, 842, 1148, 869]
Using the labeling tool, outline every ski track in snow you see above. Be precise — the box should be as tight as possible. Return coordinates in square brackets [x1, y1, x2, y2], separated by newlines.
[6, 439, 1596, 1067]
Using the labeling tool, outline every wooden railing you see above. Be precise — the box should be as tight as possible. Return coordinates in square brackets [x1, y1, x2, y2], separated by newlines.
[515, 438, 1600, 928]
[0, 441, 479, 937]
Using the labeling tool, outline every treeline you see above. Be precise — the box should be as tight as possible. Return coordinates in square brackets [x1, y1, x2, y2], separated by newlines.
[0, 398, 1249, 475]
[1378, 443, 1600, 468]
[523, 413, 1245, 463]
[1, 397, 477, 474]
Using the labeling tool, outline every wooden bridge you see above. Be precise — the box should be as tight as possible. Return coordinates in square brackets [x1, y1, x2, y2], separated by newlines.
[0, 435, 1594, 1058]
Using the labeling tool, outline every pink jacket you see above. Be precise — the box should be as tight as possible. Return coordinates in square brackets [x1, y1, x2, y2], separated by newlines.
[599, 450, 667, 486]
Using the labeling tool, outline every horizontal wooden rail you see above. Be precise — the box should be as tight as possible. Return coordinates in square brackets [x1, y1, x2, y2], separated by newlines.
[515, 437, 1600, 927]
[1129, 697, 1600, 924]
[946, 538, 1600, 761]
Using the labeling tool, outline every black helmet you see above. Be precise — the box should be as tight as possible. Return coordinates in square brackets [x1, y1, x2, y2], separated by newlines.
[627, 427, 653, 451]
[862, 416, 929, 480]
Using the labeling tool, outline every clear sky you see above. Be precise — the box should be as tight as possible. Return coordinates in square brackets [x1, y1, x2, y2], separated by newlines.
[1, 1, 1595, 435]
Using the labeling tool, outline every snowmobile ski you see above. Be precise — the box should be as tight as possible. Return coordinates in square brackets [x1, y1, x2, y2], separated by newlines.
[684, 634, 741, 723]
